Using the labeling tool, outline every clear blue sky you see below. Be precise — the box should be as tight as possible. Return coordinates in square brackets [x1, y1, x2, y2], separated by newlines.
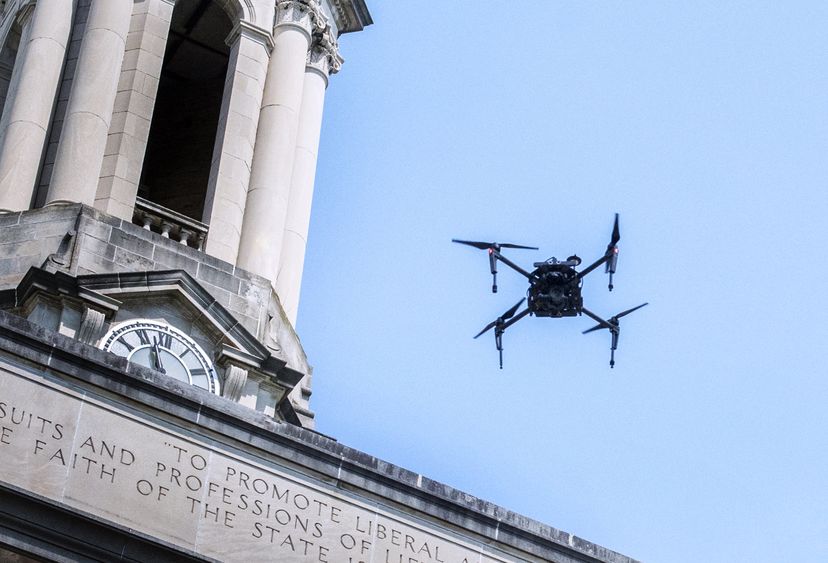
[298, 3, 828, 562]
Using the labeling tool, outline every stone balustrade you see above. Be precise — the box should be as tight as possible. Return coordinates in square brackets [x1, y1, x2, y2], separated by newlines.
[132, 196, 207, 250]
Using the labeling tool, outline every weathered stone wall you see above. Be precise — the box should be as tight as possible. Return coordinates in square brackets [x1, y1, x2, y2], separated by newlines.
[0, 310, 638, 563]
[0, 204, 311, 385]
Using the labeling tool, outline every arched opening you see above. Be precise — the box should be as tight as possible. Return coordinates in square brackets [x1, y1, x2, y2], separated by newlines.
[138, 0, 233, 221]
[0, 20, 22, 120]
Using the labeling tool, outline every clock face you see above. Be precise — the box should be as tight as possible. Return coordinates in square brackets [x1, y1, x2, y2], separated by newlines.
[100, 320, 220, 395]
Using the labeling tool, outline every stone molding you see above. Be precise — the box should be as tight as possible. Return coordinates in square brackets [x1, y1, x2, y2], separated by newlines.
[225, 19, 273, 52]
[0, 310, 639, 563]
[328, 0, 372, 35]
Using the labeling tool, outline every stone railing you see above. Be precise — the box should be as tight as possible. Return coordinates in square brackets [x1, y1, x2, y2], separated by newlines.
[132, 197, 208, 250]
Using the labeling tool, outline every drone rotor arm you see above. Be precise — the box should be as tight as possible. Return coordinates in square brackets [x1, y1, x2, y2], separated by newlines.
[577, 253, 611, 280]
[492, 250, 535, 280]
[500, 306, 531, 332]
[581, 307, 614, 330]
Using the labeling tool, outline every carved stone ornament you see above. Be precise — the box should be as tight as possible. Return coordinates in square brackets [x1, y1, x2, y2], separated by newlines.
[307, 28, 343, 79]
[77, 306, 106, 346]
[274, 0, 325, 37]
[222, 364, 248, 402]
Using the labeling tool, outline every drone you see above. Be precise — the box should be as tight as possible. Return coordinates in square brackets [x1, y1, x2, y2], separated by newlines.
[453, 214, 647, 369]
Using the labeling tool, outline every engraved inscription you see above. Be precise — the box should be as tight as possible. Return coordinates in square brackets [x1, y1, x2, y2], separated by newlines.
[0, 365, 514, 563]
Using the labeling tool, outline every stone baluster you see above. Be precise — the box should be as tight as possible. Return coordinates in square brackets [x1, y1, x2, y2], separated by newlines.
[159, 221, 173, 238]
[178, 228, 193, 246]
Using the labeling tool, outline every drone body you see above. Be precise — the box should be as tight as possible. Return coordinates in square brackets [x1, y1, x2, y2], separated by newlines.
[527, 259, 583, 318]
[453, 214, 647, 368]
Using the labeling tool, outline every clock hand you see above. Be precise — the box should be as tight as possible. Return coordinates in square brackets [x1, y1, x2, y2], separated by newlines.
[152, 337, 166, 374]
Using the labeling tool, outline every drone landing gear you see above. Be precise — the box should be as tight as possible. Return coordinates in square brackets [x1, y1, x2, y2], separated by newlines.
[451, 239, 537, 294]
[474, 298, 530, 369]
[582, 303, 648, 368]
[577, 213, 621, 292]
[454, 214, 644, 368]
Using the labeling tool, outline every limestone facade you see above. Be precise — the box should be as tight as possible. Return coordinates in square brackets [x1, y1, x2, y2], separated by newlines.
[0, 0, 372, 423]
[0, 0, 366, 314]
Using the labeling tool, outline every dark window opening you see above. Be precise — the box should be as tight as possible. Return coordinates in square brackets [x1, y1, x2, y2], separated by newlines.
[0, 21, 22, 121]
[139, 0, 233, 221]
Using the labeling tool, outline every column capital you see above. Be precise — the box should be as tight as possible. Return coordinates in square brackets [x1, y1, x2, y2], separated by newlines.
[274, 0, 325, 41]
[306, 28, 342, 83]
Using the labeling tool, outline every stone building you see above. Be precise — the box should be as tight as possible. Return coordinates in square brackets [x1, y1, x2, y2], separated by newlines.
[0, 1, 637, 561]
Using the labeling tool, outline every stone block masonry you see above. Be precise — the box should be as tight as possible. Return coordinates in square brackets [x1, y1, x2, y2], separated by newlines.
[0, 310, 639, 563]
[0, 204, 310, 380]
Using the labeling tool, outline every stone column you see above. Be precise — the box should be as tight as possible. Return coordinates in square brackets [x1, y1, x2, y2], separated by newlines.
[0, 0, 73, 213]
[236, 0, 320, 282]
[201, 21, 272, 264]
[94, 0, 175, 221]
[275, 30, 341, 324]
[46, 0, 132, 207]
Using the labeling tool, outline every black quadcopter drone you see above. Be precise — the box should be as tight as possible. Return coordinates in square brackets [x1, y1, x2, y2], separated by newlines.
[453, 214, 647, 368]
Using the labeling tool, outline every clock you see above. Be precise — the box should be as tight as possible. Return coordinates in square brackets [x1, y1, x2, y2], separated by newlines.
[100, 319, 220, 395]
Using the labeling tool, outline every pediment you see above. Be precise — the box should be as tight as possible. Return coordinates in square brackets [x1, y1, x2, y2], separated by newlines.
[0, 267, 303, 424]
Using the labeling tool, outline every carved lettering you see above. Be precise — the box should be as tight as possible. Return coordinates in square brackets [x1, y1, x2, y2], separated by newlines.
[0, 368, 508, 563]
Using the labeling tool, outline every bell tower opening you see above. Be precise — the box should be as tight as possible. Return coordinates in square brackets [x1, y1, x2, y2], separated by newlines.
[139, 0, 233, 221]
[0, 20, 21, 122]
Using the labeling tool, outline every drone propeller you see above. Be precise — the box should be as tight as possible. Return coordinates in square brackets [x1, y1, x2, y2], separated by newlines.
[474, 298, 525, 339]
[614, 302, 648, 319]
[452, 239, 538, 293]
[452, 239, 538, 251]
[474, 298, 525, 369]
[605, 213, 620, 291]
[582, 302, 648, 368]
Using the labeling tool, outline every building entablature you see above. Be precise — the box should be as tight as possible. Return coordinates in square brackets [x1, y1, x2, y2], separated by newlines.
[0, 309, 639, 563]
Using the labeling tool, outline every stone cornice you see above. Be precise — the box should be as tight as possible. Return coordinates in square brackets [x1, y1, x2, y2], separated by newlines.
[0, 309, 639, 563]
[327, 0, 373, 35]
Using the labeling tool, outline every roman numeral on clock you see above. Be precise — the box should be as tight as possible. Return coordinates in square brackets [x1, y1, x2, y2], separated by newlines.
[136, 329, 151, 345]
[158, 332, 172, 349]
